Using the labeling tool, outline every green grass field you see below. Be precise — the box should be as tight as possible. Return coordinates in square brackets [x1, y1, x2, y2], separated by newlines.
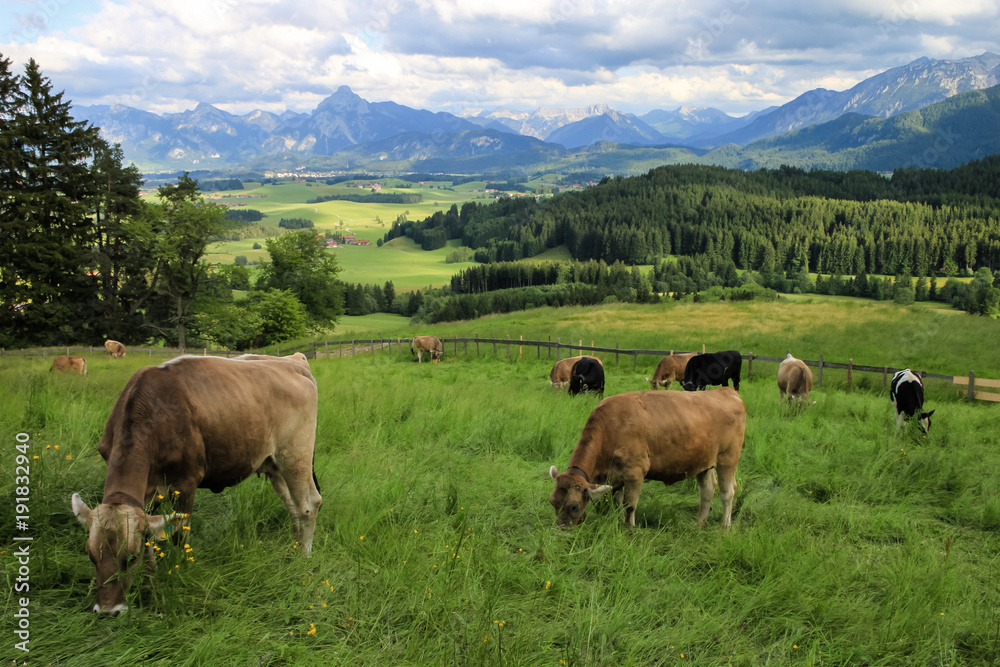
[203, 181, 488, 290]
[3, 299, 999, 665]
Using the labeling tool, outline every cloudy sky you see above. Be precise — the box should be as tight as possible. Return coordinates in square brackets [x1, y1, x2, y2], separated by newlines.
[1, 0, 997, 118]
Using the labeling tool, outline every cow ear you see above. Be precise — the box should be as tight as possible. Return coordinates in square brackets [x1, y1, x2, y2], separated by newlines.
[145, 513, 186, 541]
[586, 484, 612, 500]
[549, 465, 560, 480]
[71, 493, 92, 527]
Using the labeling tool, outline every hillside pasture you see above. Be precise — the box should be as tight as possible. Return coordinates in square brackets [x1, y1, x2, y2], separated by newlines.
[3, 300, 999, 665]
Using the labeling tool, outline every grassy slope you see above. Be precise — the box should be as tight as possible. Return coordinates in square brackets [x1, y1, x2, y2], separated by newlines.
[203, 182, 488, 290]
[4, 300, 999, 666]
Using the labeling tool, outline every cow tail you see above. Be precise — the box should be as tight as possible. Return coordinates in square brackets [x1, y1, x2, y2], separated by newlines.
[311, 450, 321, 493]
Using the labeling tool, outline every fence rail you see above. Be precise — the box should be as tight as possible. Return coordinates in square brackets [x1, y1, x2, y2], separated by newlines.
[5, 336, 998, 403]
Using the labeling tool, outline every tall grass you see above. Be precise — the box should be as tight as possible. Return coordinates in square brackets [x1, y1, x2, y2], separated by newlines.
[2, 304, 999, 665]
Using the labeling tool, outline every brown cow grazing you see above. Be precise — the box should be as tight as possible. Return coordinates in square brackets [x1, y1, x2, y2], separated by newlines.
[646, 352, 696, 390]
[71, 354, 322, 614]
[51, 355, 87, 375]
[550, 355, 603, 388]
[104, 340, 126, 358]
[777, 353, 814, 406]
[411, 335, 443, 363]
[549, 388, 746, 529]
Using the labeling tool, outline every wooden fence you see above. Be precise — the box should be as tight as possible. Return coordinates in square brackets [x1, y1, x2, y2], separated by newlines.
[5, 337, 998, 403]
[307, 335, 999, 403]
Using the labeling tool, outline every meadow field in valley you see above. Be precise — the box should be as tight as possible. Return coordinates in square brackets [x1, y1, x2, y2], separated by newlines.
[2, 299, 999, 666]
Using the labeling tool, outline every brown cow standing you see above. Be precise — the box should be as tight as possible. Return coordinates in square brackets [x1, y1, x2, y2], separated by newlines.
[777, 353, 814, 406]
[549, 388, 746, 529]
[645, 352, 696, 390]
[104, 340, 126, 358]
[550, 355, 603, 388]
[51, 356, 87, 375]
[71, 354, 322, 614]
[411, 335, 443, 363]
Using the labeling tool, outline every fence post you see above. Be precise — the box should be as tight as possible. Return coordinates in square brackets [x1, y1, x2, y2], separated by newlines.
[818, 354, 824, 387]
[702, 343, 706, 354]
[506, 334, 510, 360]
[493, 338, 497, 356]
[352, 341, 355, 356]
[556, 338, 561, 361]
[633, 350, 638, 372]
[847, 358, 853, 390]
[476, 333, 480, 356]
[465, 338, 468, 356]
[371, 340, 375, 356]
[616, 342, 619, 366]
[519, 335, 523, 359]
[547, 336, 551, 360]
[537, 338, 540, 359]
[748, 353, 753, 379]
[969, 371, 975, 400]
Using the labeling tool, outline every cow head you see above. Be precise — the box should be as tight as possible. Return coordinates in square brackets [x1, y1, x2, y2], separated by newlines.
[919, 409, 935, 434]
[548, 466, 611, 527]
[645, 376, 658, 390]
[71, 493, 184, 614]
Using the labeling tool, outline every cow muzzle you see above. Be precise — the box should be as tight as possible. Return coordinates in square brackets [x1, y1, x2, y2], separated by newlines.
[94, 602, 128, 614]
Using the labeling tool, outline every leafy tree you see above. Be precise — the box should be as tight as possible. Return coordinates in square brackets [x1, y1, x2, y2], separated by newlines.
[150, 174, 231, 349]
[248, 288, 307, 345]
[258, 230, 343, 329]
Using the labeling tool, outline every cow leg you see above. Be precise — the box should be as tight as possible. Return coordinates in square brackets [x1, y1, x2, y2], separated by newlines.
[269, 472, 322, 555]
[715, 465, 738, 529]
[695, 469, 716, 527]
[895, 409, 906, 428]
[621, 480, 642, 527]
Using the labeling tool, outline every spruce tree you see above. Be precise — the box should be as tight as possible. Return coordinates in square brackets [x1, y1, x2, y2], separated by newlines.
[0, 57, 102, 346]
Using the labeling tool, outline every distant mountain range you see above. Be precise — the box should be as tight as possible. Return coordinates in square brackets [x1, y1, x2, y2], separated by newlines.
[71, 52, 1000, 174]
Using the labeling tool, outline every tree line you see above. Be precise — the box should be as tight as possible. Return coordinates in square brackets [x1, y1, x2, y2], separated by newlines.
[384, 162, 1000, 278]
[307, 192, 423, 205]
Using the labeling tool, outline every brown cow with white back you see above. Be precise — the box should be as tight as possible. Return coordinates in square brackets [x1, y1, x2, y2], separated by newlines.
[411, 335, 443, 363]
[646, 352, 696, 390]
[550, 355, 603, 388]
[777, 353, 814, 406]
[51, 355, 87, 375]
[71, 354, 322, 614]
[104, 340, 126, 358]
[549, 388, 746, 529]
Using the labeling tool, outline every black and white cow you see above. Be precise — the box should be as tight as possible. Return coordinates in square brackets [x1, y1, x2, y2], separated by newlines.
[682, 350, 742, 392]
[569, 357, 605, 396]
[890, 368, 935, 433]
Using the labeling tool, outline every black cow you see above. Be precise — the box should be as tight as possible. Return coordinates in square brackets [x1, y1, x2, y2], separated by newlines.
[890, 369, 934, 433]
[682, 350, 742, 392]
[569, 357, 605, 396]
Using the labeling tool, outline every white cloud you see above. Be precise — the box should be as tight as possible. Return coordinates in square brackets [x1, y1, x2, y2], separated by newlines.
[0, 0, 996, 117]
